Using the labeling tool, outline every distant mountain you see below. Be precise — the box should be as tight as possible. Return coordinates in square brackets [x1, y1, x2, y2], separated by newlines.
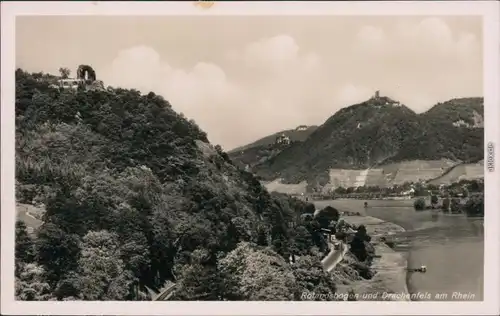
[241, 96, 484, 187]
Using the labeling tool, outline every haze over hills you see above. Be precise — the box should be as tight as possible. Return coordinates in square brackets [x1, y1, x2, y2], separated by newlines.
[230, 94, 484, 193]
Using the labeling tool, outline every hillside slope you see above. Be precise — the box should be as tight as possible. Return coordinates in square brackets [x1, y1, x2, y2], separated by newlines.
[247, 96, 484, 189]
[14, 69, 335, 301]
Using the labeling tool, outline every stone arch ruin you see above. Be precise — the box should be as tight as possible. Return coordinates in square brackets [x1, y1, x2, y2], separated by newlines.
[76, 64, 97, 81]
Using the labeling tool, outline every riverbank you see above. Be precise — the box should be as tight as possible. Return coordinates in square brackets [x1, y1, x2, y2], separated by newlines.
[333, 215, 410, 301]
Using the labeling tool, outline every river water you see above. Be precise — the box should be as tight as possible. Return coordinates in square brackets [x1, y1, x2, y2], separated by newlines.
[365, 206, 484, 301]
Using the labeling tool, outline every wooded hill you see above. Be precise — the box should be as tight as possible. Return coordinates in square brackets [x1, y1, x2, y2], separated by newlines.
[240, 96, 484, 185]
[14, 69, 337, 301]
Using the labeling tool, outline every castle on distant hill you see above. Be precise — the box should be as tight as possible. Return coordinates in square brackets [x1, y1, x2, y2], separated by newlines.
[370, 90, 401, 107]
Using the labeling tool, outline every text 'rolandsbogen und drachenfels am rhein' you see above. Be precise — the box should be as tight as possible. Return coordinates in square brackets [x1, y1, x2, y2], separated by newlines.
[301, 291, 477, 301]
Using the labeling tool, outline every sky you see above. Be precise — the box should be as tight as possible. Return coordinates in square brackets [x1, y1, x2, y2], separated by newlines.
[16, 15, 483, 150]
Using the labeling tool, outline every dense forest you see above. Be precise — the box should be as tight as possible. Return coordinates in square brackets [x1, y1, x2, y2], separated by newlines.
[244, 96, 484, 185]
[14, 69, 339, 301]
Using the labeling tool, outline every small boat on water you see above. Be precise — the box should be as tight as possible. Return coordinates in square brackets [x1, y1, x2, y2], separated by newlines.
[407, 265, 427, 273]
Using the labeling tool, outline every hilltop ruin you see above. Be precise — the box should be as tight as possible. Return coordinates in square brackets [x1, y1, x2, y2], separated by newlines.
[51, 64, 104, 91]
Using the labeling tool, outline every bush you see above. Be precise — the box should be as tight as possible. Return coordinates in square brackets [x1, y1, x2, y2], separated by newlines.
[413, 198, 426, 210]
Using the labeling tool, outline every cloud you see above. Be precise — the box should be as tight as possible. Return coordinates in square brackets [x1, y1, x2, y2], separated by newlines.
[350, 17, 481, 110]
[102, 35, 332, 149]
[99, 18, 481, 150]
[101, 46, 246, 148]
[227, 35, 320, 74]
[355, 17, 480, 64]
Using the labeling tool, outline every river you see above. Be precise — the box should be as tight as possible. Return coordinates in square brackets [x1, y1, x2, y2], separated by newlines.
[314, 200, 484, 301]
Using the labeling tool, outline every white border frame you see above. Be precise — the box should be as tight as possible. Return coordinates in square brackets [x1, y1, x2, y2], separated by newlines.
[2, 1, 499, 315]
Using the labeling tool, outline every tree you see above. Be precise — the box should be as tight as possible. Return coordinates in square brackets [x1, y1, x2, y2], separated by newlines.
[450, 198, 463, 214]
[335, 186, 347, 195]
[59, 67, 71, 79]
[77, 230, 135, 300]
[316, 206, 340, 229]
[15, 263, 54, 301]
[172, 249, 224, 300]
[442, 197, 450, 212]
[218, 242, 297, 300]
[289, 225, 315, 257]
[349, 225, 372, 263]
[35, 223, 81, 286]
[430, 195, 439, 208]
[15, 220, 34, 274]
[464, 194, 484, 217]
[303, 203, 316, 215]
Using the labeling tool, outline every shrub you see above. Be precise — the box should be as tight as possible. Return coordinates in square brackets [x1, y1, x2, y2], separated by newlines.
[413, 198, 426, 210]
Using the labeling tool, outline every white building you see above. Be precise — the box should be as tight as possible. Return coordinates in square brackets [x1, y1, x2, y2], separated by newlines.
[275, 133, 291, 145]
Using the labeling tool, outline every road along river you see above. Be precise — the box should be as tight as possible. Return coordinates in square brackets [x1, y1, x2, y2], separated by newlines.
[314, 199, 484, 301]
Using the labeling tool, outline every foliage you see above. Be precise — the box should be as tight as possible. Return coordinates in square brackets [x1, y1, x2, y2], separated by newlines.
[442, 198, 451, 212]
[413, 198, 426, 211]
[15, 69, 319, 301]
[59, 67, 71, 79]
[15, 220, 35, 275]
[450, 198, 463, 214]
[291, 256, 336, 300]
[315, 206, 340, 229]
[430, 195, 439, 207]
[349, 225, 372, 263]
[464, 194, 484, 217]
[15, 263, 54, 301]
[218, 242, 297, 300]
[76, 230, 136, 300]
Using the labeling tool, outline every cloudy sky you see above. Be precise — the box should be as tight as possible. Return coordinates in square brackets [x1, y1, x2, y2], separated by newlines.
[16, 16, 482, 150]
